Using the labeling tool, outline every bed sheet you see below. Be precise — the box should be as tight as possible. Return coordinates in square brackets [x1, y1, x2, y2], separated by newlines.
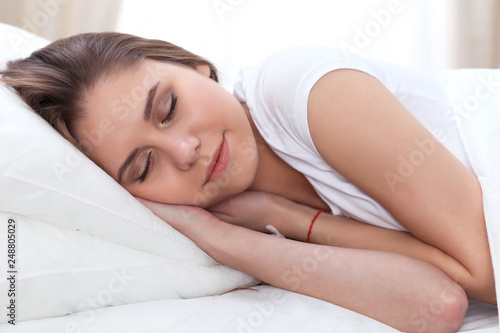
[0, 286, 497, 332]
[436, 68, 500, 331]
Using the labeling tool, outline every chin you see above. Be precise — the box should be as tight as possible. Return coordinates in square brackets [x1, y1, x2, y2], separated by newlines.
[191, 190, 234, 208]
[192, 181, 251, 208]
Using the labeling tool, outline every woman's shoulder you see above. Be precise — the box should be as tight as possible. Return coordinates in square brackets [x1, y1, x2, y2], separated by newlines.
[233, 46, 375, 154]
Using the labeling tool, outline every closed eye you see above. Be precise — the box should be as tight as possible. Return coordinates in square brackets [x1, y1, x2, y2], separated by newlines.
[160, 92, 178, 124]
[137, 151, 152, 183]
[134, 92, 177, 184]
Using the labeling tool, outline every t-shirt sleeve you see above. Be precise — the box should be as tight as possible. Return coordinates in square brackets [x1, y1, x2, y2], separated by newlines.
[233, 45, 382, 156]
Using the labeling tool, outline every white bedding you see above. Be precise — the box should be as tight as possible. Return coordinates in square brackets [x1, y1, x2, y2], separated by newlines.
[0, 287, 497, 332]
[0, 22, 498, 332]
[0, 288, 497, 333]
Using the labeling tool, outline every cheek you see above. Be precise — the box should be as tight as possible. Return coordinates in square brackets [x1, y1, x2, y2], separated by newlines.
[125, 184, 171, 204]
[127, 173, 194, 205]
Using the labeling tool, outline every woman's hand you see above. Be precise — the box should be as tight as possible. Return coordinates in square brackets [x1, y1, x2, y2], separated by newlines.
[139, 192, 318, 244]
[207, 191, 277, 232]
[208, 191, 320, 240]
[137, 198, 222, 240]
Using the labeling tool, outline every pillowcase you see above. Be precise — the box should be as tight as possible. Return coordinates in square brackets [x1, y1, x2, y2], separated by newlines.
[0, 22, 256, 323]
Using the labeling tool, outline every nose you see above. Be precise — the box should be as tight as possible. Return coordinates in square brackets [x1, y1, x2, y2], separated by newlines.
[170, 135, 200, 170]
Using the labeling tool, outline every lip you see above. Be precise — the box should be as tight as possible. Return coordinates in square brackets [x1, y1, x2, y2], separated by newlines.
[205, 136, 229, 184]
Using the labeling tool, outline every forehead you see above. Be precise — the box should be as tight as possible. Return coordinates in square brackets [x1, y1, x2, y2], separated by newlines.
[83, 59, 180, 125]
[88, 60, 169, 105]
[77, 61, 167, 164]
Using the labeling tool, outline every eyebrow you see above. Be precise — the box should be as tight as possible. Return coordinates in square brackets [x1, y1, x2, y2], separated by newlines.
[118, 147, 139, 183]
[143, 81, 160, 121]
[117, 81, 160, 183]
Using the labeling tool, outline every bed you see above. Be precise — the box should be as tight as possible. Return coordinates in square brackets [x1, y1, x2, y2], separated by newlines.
[0, 22, 498, 332]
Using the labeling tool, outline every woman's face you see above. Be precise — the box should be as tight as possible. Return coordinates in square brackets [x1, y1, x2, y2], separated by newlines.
[78, 59, 259, 207]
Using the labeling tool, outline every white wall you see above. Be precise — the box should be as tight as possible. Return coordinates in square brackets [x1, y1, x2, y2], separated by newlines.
[116, 0, 456, 89]
[0, 0, 122, 41]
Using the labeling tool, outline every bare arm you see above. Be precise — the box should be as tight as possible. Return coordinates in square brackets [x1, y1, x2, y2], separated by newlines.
[276, 199, 471, 286]
[210, 191, 470, 297]
[307, 69, 494, 303]
[140, 199, 466, 333]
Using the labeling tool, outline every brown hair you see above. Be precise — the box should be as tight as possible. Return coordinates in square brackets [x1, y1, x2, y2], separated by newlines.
[0, 32, 218, 150]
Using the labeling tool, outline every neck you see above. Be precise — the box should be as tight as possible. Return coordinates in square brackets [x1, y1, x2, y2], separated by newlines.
[244, 107, 328, 211]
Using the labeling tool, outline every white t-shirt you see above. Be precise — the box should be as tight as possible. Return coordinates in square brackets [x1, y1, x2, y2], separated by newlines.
[233, 46, 473, 231]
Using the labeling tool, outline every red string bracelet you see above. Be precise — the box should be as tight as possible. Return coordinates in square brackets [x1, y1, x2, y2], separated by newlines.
[307, 209, 325, 243]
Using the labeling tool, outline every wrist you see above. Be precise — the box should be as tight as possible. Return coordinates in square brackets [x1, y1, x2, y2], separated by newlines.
[307, 209, 325, 243]
[277, 200, 320, 242]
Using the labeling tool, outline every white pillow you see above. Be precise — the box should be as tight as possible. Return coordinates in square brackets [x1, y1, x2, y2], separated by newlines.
[0, 23, 256, 323]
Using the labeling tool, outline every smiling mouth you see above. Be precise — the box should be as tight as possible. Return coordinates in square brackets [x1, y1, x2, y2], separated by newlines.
[205, 136, 229, 184]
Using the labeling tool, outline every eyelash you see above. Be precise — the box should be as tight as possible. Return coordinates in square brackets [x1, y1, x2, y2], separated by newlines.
[137, 93, 177, 184]
[161, 94, 177, 124]
[138, 152, 152, 183]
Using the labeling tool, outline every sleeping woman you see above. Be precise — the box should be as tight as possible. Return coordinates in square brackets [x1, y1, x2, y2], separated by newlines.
[1, 32, 496, 333]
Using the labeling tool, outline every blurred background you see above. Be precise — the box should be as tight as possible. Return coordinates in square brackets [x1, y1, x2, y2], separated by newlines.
[0, 0, 499, 88]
